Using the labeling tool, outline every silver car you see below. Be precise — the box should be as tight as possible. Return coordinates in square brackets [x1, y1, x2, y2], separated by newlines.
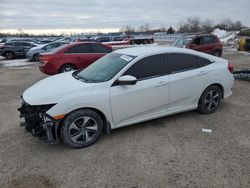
[26, 41, 68, 61]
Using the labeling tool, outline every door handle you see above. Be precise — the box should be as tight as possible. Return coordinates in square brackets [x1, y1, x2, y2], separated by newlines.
[156, 81, 169, 87]
[198, 71, 208, 76]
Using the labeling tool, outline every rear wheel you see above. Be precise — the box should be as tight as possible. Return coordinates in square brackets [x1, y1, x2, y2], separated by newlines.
[60, 109, 103, 148]
[5, 52, 14, 60]
[59, 64, 76, 73]
[198, 85, 222, 114]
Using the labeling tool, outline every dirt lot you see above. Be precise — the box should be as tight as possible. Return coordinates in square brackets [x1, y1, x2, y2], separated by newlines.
[0, 50, 250, 188]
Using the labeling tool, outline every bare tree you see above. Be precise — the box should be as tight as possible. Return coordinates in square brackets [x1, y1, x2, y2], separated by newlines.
[178, 17, 202, 33]
[201, 19, 214, 32]
[123, 25, 135, 35]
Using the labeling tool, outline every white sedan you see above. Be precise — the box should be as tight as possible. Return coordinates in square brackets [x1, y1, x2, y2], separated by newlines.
[18, 47, 234, 148]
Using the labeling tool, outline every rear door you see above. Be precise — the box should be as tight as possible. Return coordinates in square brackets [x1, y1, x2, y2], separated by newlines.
[22, 42, 33, 55]
[13, 42, 24, 56]
[63, 44, 93, 69]
[167, 53, 209, 111]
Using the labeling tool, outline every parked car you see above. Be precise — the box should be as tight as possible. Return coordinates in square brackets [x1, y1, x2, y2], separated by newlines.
[7, 38, 40, 44]
[26, 41, 68, 61]
[90, 36, 111, 42]
[0, 41, 38, 60]
[18, 47, 234, 148]
[75, 38, 98, 43]
[39, 42, 112, 75]
[172, 34, 223, 57]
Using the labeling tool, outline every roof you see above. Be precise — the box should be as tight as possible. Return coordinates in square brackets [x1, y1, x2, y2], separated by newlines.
[115, 46, 203, 57]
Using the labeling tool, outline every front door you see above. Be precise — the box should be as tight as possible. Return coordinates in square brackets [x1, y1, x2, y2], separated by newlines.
[110, 54, 169, 127]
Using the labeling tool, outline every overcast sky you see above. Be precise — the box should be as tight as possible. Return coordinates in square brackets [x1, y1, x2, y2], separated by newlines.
[0, 0, 249, 33]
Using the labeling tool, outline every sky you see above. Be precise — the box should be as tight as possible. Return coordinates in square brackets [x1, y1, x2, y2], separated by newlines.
[0, 0, 249, 34]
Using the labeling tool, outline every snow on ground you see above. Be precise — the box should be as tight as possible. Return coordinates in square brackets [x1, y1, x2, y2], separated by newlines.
[0, 56, 35, 68]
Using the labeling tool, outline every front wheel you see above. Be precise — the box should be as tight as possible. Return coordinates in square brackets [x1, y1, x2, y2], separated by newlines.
[197, 85, 222, 114]
[60, 109, 103, 148]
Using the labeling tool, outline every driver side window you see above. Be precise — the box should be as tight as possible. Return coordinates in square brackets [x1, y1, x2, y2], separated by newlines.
[123, 54, 165, 80]
[193, 37, 201, 46]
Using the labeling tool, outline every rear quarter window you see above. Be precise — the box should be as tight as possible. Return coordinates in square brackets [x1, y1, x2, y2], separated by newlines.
[91, 44, 112, 53]
[64, 44, 92, 54]
[198, 57, 213, 67]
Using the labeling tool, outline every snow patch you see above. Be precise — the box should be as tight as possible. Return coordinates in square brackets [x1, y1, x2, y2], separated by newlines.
[1, 60, 35, 67]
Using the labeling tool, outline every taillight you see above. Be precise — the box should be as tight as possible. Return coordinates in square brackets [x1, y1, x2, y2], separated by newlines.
[228, 62, 234, 73]
[41, 55, 52, 63]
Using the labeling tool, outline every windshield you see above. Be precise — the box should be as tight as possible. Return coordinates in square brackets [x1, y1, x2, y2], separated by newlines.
[183, 37, 192, 45]
[76, 52, 136, 83]
[172, 37, 192, 47]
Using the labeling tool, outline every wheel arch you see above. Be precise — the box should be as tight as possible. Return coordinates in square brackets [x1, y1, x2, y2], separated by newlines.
[58, 107, 111, 135]
[199, 83, 224, 105]
[59, 63, 77, 73]
[3, 51, 14, 56]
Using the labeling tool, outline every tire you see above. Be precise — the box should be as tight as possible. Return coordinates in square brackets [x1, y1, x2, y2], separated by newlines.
[197, 85, 222, 114]
[5, 52, 14, 60]
[60, 109, 103, 148]
[130, 40, 135, 45]
[33, 53, 39, 61]
[59, 64, 76, 73]
[213, 50, 222, 57]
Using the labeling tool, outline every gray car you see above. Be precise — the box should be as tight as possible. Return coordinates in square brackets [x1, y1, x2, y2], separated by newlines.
[26, 41, 68, 61]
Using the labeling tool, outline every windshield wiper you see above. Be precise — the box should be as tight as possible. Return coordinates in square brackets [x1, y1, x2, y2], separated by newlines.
[72, 71, 94, 83]
[72, 71, 87, 83]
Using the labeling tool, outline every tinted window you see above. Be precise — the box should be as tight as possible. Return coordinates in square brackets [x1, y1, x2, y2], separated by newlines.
[65, 44, 92, 53]
[168, 53, 198, 73]
[91, 44, 112, 53]
[201, 36, 216, 45]
[123, 54, 165, 80]
[193, 37, 201, 45]
[18, 42, 31, 46]
[198, 57, 212, 67]
[5, 42, 15, 46]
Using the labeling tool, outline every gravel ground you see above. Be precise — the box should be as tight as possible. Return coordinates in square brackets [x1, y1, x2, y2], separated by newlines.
[0, 50, 250, 188]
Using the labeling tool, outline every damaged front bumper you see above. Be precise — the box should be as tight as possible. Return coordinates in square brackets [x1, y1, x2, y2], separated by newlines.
[18, 99, 59, 144]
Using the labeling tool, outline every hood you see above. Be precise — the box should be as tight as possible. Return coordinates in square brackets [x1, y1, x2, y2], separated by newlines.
[23, 72, 96, 105]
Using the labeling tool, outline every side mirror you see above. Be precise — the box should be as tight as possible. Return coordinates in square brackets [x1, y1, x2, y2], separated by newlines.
[190, 43, 197, 48]
[118, 75, 137, 85]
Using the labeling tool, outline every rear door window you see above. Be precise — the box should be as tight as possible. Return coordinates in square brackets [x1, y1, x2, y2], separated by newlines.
[90, 44, 112, 53]
[64, 44, 92, 54]
[168, 53, 198, 73]
[123, 54, 165, 80]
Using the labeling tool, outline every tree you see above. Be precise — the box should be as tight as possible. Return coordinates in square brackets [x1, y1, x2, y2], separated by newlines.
[178, 17, 202, 33]
[201, 19, 214, 33]
[167, 26, 175, 34]
[123, 25, 135, 35]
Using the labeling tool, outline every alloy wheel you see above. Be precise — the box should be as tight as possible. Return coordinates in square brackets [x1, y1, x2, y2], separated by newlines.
[204, 90, 220, 111]
[68, 116, 98, 144]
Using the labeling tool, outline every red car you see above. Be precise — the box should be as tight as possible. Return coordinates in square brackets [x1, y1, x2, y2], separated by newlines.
[39, 42, 112, 75]
[172, 34, 223, 57]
